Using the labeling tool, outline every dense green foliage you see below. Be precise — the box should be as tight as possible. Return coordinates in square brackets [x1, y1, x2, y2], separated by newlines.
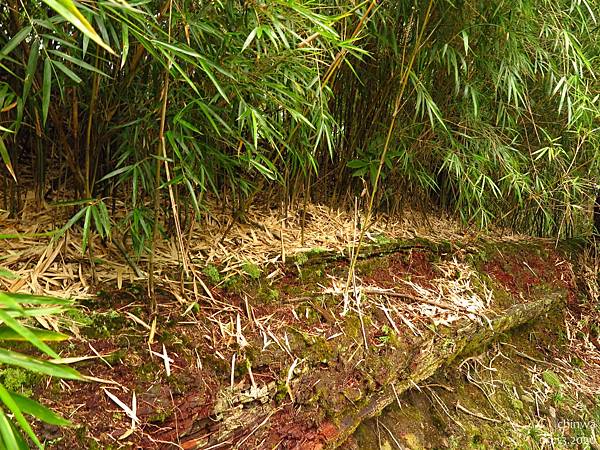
[0, 292, 79, 449]
[1, 0, 599, 249]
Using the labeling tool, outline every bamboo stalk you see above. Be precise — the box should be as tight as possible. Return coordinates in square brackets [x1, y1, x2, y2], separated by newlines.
[344, 0, 435, 295]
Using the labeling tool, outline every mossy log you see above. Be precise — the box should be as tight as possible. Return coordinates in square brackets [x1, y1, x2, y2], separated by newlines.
[177, 237, 574, 449]
[180, 292, 564, 449]
[326, 292, 564, 449]
[288, 237, 455, 266]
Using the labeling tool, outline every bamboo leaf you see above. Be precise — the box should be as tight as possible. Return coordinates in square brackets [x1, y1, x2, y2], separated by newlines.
[0, 27, 32, 57]
[98, 165, 134, 182]
[0, 135, 16, 181]
[23, 39, 39, 102]
[0, 408, 22, 450]
[121, 23, 129, 69]
[0, 268, 18, 281]
[10, 392, 70, 426]
[0, 326, 69, 342]
[242, 28, 258, 52]
[0, 293, 71, 308]
[82, 205, 92, 253]
[0, 349, 82, 380]
[0, 384, 42, 449]
[52, 60, 82, 83]
[48, 50, 108, 76]
[0, 309, 59, 358]
[42, 0, 116, 55]
[42, 58, 52, 126]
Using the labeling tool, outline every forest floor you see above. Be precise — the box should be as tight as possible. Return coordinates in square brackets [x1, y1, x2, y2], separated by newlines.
[1, 202, 600, 449]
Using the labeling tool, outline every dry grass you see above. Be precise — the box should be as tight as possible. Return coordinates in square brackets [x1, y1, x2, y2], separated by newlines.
[0, 198, 521, 300]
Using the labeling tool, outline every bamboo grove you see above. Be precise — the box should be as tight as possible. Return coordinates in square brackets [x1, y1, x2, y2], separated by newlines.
[1, 0, 599, 255]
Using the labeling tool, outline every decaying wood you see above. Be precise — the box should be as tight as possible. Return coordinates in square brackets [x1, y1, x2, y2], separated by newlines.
[180, 288, 564, 449]
[325, 292, 563, 449]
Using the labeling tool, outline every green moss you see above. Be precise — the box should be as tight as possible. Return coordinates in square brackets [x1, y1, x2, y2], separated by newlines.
[81, 310, 125, 339]
[136, 360, 162, 382]
[356, 255, 388, 276]
[274, 381, 289, 403]
[306, 247, 328, 256]
[349, 300, 596, 450]
[242, 261, 261, 279]
[299, 266, 324, 282]
[223, 274, 242, 290]
[377, 325, 393, 345]
[266, 288, 279, 302]
[66, 307, 131, 339]
[372, 234, 392, 245]
[203, 264, 221, 284]
[104, 349, 127, 365]
[66, 309, 94, 327]
[511, 397, 524, 410]
[542, 370, 562, 389]
[75, 427, 95, 448]
[257, 286, 280, 304]
[0, 367, 38, 397]
[295, 253, 309, 266]
[148, 407, 171, 424]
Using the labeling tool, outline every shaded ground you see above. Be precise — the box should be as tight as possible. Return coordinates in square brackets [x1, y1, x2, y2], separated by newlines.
[346, 245, 600, 449]
[0, 235, 598, 449]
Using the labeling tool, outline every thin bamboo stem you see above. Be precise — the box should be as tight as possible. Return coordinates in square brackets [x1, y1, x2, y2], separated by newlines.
[344, 0, 435, 295]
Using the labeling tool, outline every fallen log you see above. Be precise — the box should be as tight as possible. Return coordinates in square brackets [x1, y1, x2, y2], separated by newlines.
[326, 292, 564, 449]
[173, 238, 573, 450]
[177, 295, 565, 449]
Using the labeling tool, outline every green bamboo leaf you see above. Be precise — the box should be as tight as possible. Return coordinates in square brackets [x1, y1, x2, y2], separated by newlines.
[56, 206, 88, 240]
[152, 41, 201, 59]
[0, 231, 57, 240]
[23, 39, 39, 102]
[0, 292, 71, 306]
[90, 203, 103, 239]
[160, 53, 200, 96]
[98, 165, 133, 182]
[9, 419, 29, 450]
[48, 50, 108, 76]
[461, 30, 469, 55]
[196, 102, 232, 134]
[82, 34, 89, 59]
[198, 60, 229, 102]
[10, 392, 70, 426]
[121, 23, 129, 69]
[0, 268, 18, 281]
[49, 198, 94, 207]
[0, 384, 42, 449]
[7, 308, 68, 319]
[0, 135, 16, 182]
[0, 349, 82, 380]
[42, 0, 115, 55]
[52, 60, 82, 83]
[82, 205, 92, 253]
[242, 28, 258, 52]
[97, 201, 111, 239]
[0, 27, 32, 57]
[42, 58, 52, 126]
[0, 326, 69, 342]
[0, 408, 22, 450]
[0, 309, 59, 358]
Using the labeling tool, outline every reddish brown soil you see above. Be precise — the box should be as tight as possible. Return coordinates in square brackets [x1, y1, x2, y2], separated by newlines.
[483, 245, 576, 301]
[360, 250, 437, 289]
